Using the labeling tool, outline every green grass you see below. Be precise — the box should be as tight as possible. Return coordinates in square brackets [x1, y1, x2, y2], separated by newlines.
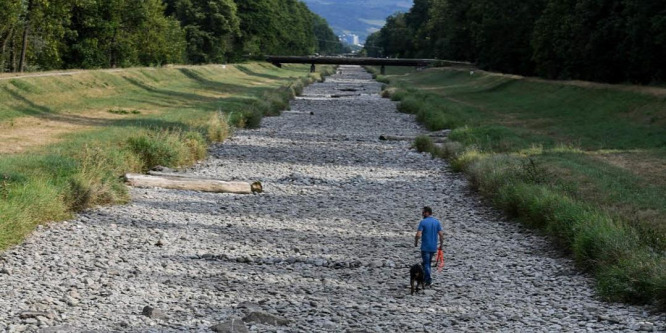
[374, 65, 666, 309]
[0, 62, 335, 250]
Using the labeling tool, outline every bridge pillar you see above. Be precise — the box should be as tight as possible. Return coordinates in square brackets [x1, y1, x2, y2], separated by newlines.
[381, 65, 386, 75]
[310, 64, 316, 73]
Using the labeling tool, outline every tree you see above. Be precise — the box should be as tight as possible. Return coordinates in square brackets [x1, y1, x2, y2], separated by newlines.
[235, 0, 317, 57]
[364, 31, 383, 57]
[0, 0, 22, 71]
[532, 0, 581, 79]
[64, 0, 185, 68]
[404, 0, 432, 58]
[473, 0, 547, 74]
[425, 0, 478, 62]
[379, 13, 412, 58]
[164, 0, 240, 64]
[6, 0, 73, 72]
[312, 14, 344, 55]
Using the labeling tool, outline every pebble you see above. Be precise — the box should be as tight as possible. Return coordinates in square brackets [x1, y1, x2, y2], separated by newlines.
[0, 66, 663, 332]
[210, 318, 248, 333]
[141, 306, 166, 320]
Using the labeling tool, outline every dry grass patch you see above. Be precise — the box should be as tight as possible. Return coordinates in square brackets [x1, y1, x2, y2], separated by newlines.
[593, 151, 666, 187]
[0, 109, 160, 154]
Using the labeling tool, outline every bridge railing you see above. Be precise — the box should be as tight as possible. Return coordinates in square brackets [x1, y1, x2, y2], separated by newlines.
[266, 56, 473, 74]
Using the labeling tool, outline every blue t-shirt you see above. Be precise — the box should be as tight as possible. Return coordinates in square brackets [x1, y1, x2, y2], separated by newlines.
[418, 216, 442, 252]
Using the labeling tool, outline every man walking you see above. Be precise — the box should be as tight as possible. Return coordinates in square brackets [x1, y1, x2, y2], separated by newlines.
[414, 206, 444, 286]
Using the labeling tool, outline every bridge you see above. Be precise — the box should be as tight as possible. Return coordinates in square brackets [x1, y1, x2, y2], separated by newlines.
[266, 56, 472, 75]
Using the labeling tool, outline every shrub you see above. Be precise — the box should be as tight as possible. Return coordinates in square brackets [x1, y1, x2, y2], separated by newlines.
[181, 131, 207, 164]
[126, 130, 206, 171]
[413, 136, 436, 154]
[66, 145, 129, 211]
[397, 95, 424, 114]
[440, 141, 464, 159]
[416, 108, 456, 131]
[290, 80, 305, 96]
[127, 132, 181, 170]
[243, 109, 263, 129]
[390, 89, 408, 101]
[207, 112, 231, 142]
[375, 75, 390, 84]
[449, 147, 484, 172]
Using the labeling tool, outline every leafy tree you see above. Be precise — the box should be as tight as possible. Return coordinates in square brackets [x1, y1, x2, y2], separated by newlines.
[312, 14, 344, 55]
[378, 13, 412, 58]
[64, 0, 185, 68]
[425, 0, 478, 62]
[164, 0, 240, 64]
[367, 0, 666, 83]
[0, 0, 22, 71]
[235, 0, 317, 57]
[532, 0, 581, 79]
[404, 0, 432, 58]
[364, 31, 383, 57]
[473, 0, 547, 74]
[5, 0, 73, 72]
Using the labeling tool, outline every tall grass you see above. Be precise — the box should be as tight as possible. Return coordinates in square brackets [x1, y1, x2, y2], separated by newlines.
[0, 63, 334, 250]
[378, 66, 666, 309]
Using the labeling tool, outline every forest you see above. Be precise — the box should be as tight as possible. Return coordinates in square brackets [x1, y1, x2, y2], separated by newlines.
[365, 0, 666, 84]
[0, 0, 345, 72]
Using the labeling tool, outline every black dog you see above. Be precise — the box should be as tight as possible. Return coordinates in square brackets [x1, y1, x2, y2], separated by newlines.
[410, 264, 425, 295]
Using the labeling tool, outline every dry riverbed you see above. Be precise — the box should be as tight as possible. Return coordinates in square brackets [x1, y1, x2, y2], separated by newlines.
[0, 66, 664, 332]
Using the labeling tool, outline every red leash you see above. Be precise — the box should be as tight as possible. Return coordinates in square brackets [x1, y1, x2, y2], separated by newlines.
[436, 248, 444, 272]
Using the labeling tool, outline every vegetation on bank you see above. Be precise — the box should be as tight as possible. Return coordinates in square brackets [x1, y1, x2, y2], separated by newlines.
[0, 62, 335, 250]
[371, 66, 666, 309]
[0, 0, 346, 72]
[364, 0, 666, 84]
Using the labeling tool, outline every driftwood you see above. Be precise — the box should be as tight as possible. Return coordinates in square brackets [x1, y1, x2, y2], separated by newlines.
[125, 173, 262, 194]
[379, 135, 448, 143]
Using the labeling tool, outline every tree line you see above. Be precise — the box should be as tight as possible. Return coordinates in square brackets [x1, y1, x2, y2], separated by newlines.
[0, 0, 346, 72]
[364, 0, 666, 84]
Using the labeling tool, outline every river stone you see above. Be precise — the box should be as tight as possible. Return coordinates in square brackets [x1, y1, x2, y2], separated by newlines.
[210, 318, 248, 333]
[38, 326, 77, 333]
[141, 306, 165, 320]
[242, 312, 290, 326]
[19, 311, 51, 319]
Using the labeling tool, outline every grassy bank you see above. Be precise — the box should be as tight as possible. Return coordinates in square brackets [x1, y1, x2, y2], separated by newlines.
[372, 66, 666, 309]
[0, 63, 335, 250]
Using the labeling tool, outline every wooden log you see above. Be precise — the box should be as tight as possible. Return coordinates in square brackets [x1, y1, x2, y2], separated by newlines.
[147, 171, 206, 178]
[379, 135, 448, 143]
[125, 173, 263, 194]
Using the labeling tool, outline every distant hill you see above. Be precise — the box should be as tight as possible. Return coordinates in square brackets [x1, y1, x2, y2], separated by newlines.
[302, 0, 410, 43]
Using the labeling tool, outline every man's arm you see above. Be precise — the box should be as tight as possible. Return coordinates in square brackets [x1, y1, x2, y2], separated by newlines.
[414, 231, 422, 247]
[438, 230, 444, 249]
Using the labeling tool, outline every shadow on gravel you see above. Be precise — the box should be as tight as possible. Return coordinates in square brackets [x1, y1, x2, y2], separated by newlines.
[210, 143, 435, 171]
[95, 213, 407, 250]
[127, 182, 442, 224]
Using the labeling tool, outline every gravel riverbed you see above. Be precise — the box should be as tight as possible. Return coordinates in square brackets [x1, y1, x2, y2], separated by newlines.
[1, 66, 664, 332]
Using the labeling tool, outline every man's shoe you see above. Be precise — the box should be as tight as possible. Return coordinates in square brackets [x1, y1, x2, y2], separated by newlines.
[425, 281, 432, 287]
